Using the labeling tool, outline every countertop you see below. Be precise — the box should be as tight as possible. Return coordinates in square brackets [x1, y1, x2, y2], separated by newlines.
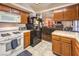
[20, 30, 31, 33]
[52, 30, 79, 42]
[0, 30, 31, 43]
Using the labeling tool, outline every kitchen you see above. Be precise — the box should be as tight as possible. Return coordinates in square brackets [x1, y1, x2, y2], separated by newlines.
[0, 3, 79, 56]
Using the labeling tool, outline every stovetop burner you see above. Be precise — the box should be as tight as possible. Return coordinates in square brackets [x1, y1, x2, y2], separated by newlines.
[1, 33, 11, 37]
[13, 32, 21, 34]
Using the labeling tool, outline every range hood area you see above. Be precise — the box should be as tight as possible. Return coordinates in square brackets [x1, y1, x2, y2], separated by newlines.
[0, 11, 21, 23]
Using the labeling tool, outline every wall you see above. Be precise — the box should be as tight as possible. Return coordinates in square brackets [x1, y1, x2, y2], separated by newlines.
[62, 21, 73, 28]
[0, 23, 18, 28]
[0, 23, 26, 31]
[0, 23, 26, 28]
[42, 10, 53, 20]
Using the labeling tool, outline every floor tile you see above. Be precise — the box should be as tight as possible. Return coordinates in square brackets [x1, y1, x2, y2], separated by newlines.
[26, 40, 56, 56]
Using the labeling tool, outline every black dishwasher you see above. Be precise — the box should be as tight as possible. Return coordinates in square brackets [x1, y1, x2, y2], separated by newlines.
[30, 29, 42, 47]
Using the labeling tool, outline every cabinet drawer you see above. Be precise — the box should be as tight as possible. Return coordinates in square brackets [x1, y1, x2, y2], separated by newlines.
[52, 35, 60, 41]
[24, 32, 30, 36]
[61, 37, 71, 43]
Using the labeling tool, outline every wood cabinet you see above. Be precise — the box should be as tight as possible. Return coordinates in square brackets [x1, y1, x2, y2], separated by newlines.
[53, 8, 64, 21]
[77, 4, 79, 19]
[0, 4, 20, 14]
[52, 35, 61, 55]
[52, 39, 61, 55]
[61, 37, 71, 56]
[0, 4, 29, 23]
[20, 11, 29, 24]
[24, 32, 30, 48]
[52, 4, 79, 21]
[52, 35, 72, 56]
[0, 5, 11, 12]
[11, 8, 20, 15]
[72, 39, 79, 56]
[64, 4, 77, 20]
[61, 42, 71, 56]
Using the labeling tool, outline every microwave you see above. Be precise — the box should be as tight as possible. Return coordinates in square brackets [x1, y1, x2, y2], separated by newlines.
[0, 11, 21, 23]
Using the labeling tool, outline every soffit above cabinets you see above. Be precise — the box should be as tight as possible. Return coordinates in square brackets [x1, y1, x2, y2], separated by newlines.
[2, 3, 76, 13]
[29, 3, 69, 12]
[2, 3, 35, 13]
[17, 3, 70, 12]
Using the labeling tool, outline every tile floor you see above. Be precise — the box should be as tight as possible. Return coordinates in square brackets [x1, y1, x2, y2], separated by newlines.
[26, 40, 56, 56]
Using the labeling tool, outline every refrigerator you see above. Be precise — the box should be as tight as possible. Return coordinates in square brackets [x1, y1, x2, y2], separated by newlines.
[73, 20, 79, 32]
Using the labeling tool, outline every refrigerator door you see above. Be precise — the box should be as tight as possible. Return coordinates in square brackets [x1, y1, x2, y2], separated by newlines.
[73, 20, 79, 32]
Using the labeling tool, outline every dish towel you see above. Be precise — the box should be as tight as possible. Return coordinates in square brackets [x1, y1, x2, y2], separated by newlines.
[17, 50, 32, 56]
[11, 39, 18, 49]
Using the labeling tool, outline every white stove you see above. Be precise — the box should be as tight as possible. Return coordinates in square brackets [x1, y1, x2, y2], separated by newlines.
[0, 31, 24, 56]
[0, 31, 23, 41]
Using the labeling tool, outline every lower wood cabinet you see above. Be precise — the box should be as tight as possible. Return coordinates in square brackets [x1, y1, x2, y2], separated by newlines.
[24, 32, 30, 48]
[52, 39, 61, 55]
[52, 35, 72, 56]
[61, 42, 71, 56]
[72, 39, 79, 56]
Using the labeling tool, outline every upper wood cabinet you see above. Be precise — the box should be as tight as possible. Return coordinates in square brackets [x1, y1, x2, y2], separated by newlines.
[0, 5, 11, 12]
[20, 11, 29, 24]
[53, 8, 64, 21]
[53, 4, 79, 21]
[0, 4, 20, 15]
[77, 4, 79, 19]
[64, 4, 78, 20]
[0, 4, 29, 23]
[11, 8, 20, 15]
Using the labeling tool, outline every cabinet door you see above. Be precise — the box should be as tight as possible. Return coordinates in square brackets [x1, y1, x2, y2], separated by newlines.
[20, 11, 28, 24]
[64, 5, 77, 20]
[0, 5, 11, 12]
[74, 46, 79, 56]
[72, 39, 79, 56]
[61, 42, 71, 56]
[52, 39, 61, 55]
[24, 32, 30, 48]
[77, 4, 79, 19]
[53, 8, 64, 21]
[11, 8, 20, 15]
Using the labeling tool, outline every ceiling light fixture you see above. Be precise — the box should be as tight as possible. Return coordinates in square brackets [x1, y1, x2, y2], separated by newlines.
[35, 3, 40, 5]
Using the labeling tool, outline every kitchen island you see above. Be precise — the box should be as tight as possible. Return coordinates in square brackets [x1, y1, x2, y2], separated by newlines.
[52, 30, 79, 56]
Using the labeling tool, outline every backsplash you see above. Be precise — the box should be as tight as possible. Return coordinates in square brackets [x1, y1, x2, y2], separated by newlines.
[0, 23, 18, 28]
[0, 23, 26, 28]
[62, 21, 73, 28]
[0, 23, 26, 31]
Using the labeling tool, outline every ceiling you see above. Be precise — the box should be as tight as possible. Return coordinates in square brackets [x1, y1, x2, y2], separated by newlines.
[3, 3, 74, 13]
[17, 3, 70, 12]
